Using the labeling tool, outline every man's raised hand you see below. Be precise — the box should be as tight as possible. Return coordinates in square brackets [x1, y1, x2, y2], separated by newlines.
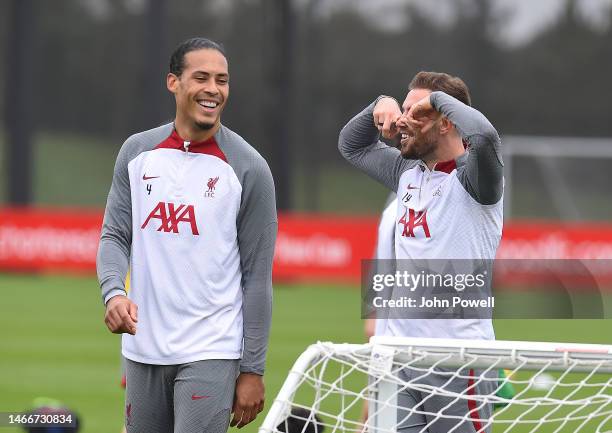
[404, 94, 441, 134]
[373, 97, 402, 139]
[104, 295, 138, 335]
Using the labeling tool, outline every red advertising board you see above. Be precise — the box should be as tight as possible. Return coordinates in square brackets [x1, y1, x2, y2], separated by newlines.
[273, 213, 378, 282]
[498, 221, 612, 260]
[0, 207, 102, 273]
[0, 207, 611, 282]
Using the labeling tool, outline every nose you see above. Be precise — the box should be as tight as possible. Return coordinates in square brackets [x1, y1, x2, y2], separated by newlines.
[202, 78, 219, 95]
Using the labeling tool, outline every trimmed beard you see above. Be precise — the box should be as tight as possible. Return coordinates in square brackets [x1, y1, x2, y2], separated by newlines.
[195, 120, 216, 130]
[401, 126, 438, 160]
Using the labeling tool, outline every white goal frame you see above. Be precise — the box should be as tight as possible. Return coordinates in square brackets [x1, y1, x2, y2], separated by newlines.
[259, 337, 612, 433]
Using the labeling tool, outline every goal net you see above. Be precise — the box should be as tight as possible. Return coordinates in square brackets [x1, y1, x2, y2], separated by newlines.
[259, 337, 612, 433]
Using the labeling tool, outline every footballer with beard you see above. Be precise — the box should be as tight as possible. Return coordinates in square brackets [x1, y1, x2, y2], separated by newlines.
[338, 71, 503, 433]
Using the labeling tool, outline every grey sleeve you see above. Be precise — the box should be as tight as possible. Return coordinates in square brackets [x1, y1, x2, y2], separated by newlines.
[237, 157, 277, 375]
[430, 91, 503, 205]
[338, 98, 417, 192]
[96, 138, 133, 305]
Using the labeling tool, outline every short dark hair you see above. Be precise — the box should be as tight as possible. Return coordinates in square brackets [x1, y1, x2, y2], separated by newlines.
[169, 37, 226, 77]
[409, 71, 471, 106]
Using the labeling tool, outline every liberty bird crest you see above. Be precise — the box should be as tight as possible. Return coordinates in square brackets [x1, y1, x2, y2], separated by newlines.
[205, 176, 220, 198]
[207, 176, 219, 193]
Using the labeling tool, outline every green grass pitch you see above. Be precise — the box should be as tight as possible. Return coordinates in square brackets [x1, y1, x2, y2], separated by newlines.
[0, 273, 610, 433]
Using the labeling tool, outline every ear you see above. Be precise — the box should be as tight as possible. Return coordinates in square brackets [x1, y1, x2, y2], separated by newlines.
[167, 73, 179, 94]
[438, 117, 453, 136]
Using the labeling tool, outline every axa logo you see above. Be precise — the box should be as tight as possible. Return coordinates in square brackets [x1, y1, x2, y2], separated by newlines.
[205, 176, 219, 198]
[141, 202, 199, 235]
[398, 208, 431, 238]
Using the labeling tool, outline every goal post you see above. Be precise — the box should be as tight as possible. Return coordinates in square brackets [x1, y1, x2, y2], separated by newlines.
[259, 337, 612, 433]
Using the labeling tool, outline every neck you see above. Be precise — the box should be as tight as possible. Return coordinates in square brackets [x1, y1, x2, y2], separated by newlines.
[173, 114, 220, 142]
[423, 135, 465, 170]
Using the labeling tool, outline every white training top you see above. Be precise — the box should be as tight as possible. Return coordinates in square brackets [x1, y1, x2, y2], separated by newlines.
[98, 124, 277, 372]
[340, 91, 504, 341]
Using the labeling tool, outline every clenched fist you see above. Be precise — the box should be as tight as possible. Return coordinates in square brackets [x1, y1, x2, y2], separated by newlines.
[104, 295, 138, 335]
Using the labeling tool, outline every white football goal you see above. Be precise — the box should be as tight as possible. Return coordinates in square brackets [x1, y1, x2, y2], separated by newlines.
[259, 337, 612, 433]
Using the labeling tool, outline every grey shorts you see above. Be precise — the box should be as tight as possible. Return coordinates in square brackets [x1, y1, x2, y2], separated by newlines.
[124, 358, 239, 433]
[396, 367, 496, 433]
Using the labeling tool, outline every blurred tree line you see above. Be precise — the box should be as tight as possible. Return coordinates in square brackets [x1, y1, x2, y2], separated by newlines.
[1, 0, 611, 209]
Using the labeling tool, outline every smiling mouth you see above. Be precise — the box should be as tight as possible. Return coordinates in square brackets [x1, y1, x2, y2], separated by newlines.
[400, 131, 415, 146]
[197, 100, 219, 110]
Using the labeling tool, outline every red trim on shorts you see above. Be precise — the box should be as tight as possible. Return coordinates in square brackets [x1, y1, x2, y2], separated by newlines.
[467, 369, 483, 432]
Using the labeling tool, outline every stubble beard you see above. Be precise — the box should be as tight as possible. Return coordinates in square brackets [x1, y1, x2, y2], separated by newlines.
[192, 99, 222, 131]
[401, 128, 438, 161]
[194, 120, 216, 130]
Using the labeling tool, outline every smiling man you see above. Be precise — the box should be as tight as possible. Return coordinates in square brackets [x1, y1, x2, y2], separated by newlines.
[97, 37, 277, 433]
[339, 72, 503, 432]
